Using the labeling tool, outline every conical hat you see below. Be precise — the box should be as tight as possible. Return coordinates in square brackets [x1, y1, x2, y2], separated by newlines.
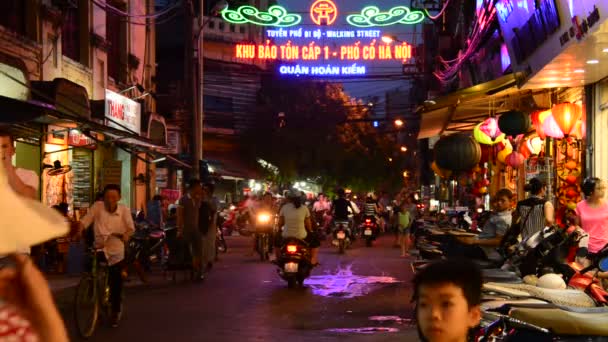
[0, 161, 68, 254]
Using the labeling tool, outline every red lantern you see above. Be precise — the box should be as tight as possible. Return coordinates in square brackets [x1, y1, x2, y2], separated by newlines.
[552, 103, 582, 136]
[531, 110, 551, 139]
[506, 152, 525, 168]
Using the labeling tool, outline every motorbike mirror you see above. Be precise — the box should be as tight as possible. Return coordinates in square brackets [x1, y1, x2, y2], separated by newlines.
[599, 257, 608, 272]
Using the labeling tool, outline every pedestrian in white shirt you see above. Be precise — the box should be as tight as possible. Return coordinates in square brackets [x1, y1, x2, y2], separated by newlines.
[79, 184, 135, 327]
[0, 132, 39, 263]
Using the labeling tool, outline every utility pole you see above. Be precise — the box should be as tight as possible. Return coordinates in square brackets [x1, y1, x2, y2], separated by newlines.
[190, 0, 204, 177]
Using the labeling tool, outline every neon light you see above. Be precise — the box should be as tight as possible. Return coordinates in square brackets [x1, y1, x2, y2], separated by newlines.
[279, 64, 367, 76]
[221, 5, 301, 27]
[310, 0, 338, 26]
[346, 6, 425, 27]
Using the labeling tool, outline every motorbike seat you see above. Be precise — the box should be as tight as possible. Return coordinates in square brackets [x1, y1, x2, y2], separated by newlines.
[510, 307, 608, 335]
[148, 230, 165, 239]
[483, 283, 596, 308]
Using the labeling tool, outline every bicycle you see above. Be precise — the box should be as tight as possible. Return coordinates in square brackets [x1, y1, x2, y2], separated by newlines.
[74, 247, 112, 338]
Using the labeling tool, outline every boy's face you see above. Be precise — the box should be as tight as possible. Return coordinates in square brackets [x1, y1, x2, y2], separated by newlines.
[417, 283, 481, 342]
[494, 196, 511, 212]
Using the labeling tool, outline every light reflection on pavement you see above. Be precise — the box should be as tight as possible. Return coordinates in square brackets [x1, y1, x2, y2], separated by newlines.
[304, 264, 401, 298]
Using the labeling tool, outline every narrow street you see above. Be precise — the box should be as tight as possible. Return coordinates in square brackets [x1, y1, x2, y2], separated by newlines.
[58, 234, 418, 341]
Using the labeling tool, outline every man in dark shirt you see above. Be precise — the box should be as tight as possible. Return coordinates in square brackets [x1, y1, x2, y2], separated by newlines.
[331, 189, 355, 221]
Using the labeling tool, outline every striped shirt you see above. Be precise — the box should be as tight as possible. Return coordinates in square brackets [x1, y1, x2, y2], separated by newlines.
[516, 196, 547, 240]
[364, 202, 377, 216]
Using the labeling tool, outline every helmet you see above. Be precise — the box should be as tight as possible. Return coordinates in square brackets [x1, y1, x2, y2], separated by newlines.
[286, 189, 300, 199]
[337, 188, 345, 196]
[536, 273, 566, 290]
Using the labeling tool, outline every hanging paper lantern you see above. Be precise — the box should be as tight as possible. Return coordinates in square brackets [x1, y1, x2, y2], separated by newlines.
[506, 151, 525, 168]
[542, 113, 565, 139]
[531, 110, 551, 139]
[519, 141, 531, 159]
[431, 161, 452, 179]
[479, 117, 504, 140]
[552, 103, 582, 136]
[571, 120, 586, 140]
[496, 140, 513, 164]
[526, 137, 543, 155]
[498, 111, 531, 137]
[434, 134, 482, 172]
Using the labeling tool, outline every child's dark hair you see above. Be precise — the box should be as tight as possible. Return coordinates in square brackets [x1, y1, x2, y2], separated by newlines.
[494, 188, 513, 200]
[412, 258, 482, 307]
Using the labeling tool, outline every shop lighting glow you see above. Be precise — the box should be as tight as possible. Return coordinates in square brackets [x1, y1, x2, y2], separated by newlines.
[603, 48, 608, 53]
[587, 59, 599, 64]
[221, 5, 302, 27]
[574, 69, 585, 73]
[346, 6, 425, 27]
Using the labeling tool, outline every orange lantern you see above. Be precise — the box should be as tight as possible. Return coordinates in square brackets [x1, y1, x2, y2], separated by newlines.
[571, 120, 586, 140]
[552, 103, 582, 136]
[519, 141, 531, 158]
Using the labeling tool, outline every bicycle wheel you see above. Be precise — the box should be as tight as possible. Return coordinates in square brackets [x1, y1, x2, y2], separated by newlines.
[74, 274, 99, 338]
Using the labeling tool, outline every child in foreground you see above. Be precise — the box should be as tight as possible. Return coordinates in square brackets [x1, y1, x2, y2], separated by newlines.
[413, 259, 483, 342]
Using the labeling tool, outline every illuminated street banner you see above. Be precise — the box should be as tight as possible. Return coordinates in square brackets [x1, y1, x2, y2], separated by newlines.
[224, 1, 418, 76]
[221, 2, 426, 28]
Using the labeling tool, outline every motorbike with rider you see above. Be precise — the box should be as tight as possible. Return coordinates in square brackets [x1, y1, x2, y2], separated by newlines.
[330, 189, 357, 253]
[253, 192, 277, 261]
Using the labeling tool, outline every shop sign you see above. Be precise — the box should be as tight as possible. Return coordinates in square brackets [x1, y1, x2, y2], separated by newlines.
[559, 6, 600, 46]
[156, 168, 168, 188]
[104, 89, 141, 134]
[160, 189, 181, 204]
[158, 129, 180, 154]
[68, 129, 96, 149]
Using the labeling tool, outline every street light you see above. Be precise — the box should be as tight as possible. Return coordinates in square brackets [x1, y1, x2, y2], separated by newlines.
[382, 35, 397, 44]
[400, 146, 408, 152]
[394, 119, 404, 127]
[403, 170, 410, 178]
[388, 157, 393, 162]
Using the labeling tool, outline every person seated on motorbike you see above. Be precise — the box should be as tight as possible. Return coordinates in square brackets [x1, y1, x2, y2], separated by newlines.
[312, 193, 330, 225]
[330, 189, 356, 236]
[456, 189, 513, 262]
[251, 192, 277, 255]
[275, 190, 320, 266]
[362, 193, 381, 226]
[413, 258, 482, 342]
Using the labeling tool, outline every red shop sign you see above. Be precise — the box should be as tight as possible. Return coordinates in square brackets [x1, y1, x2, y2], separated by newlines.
[68, 130, 96, 149]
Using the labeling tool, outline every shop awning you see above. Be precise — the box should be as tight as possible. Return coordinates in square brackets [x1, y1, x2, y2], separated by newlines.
[31, 78, 91, 120]
[417, 73, 548, 139]
[204, 152, 262, 180]
[0, 95, 57, 123]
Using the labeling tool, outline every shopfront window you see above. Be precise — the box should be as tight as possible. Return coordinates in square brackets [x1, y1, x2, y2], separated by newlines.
[61, 3, 80, 62]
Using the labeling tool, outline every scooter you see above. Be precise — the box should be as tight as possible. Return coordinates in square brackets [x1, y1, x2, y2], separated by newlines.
[332, 220, 351, 254]
[276, 238, 313, 288]
[255, 212, 274, 261]
[360, 216, 379, 247]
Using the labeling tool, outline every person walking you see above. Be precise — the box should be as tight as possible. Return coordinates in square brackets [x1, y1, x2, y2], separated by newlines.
[397, 202, 413, 257]
[79, 184, 135, 327]
[575, 178, 608, 267]
[200, 183, 218, 273]
[177, 179, 204, 280]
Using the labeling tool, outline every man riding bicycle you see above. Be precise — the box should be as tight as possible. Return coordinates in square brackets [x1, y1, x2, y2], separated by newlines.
[79, 184, 135, 328]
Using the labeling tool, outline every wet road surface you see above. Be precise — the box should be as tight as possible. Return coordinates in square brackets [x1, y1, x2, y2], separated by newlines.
[60, 234, 419, 341]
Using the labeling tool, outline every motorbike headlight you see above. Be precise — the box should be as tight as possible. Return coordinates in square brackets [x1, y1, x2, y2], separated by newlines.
[229, 205, 236, 211]
[258, 213, 271, 223]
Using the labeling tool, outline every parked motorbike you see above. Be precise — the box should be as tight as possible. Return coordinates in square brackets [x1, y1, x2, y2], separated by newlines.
[126, 222, 175, 279]
[255, 212, 274, 261]
[276, 238, 313, 288]
[221, 204, 251, 236]
[332, 220, 351, 254]
[360, 216, 380, 247]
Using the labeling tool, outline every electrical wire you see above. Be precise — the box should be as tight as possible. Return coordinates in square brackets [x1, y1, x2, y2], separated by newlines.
[424, 0, 452, 20]
[90, 0, 181, 19]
